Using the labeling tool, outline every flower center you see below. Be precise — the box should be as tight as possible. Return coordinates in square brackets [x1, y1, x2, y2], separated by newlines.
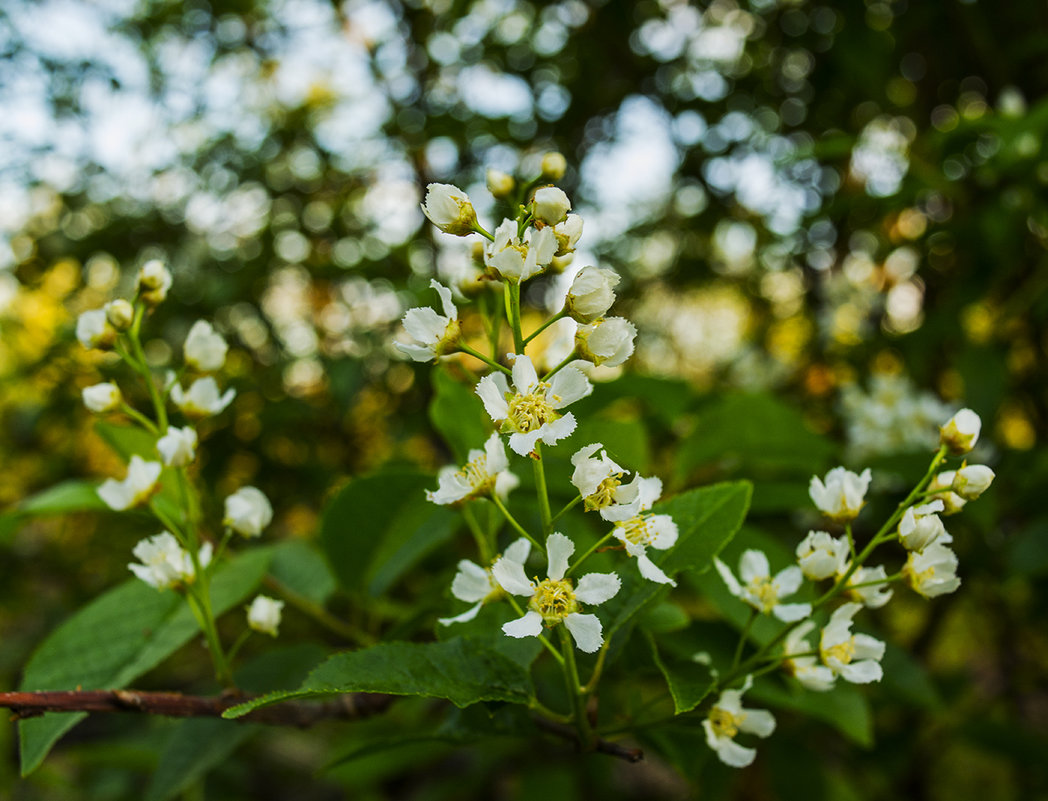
[458, 455, 494, 494]
[708, 706, 744, 739]
[616, 515, 654, 547]
[584, 474, 622, 511]
[434, 318, 461, 355]
[822, 637, 856, 666]
[529, 578, 578, 623]
[506, 387, 557, 433]
[744, 577, 779, 612]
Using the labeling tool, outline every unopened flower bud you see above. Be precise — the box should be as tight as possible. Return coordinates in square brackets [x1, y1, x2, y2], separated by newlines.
[566, 266, 619, 323]
[952, 465, 994, 499]
[553, 214, 583, 257]
[82, 382, 122, 413]
[532, 186, 571, 225]
[540, 151, 567, 181]
[76, 309, 116, 350]
[486, 169, 515, 198]
[247, 594, 284, 636]
[421, 183, 478, 236]
[105, 299, 134, 332]
[940, 408, 980, 455]
[928, 471, 967, 514]
[137, 260, 172, 306]
[224, 486, 273, 537]
[184, 320, 228, 373]
[575, 316, 637, 367]
[550, 254, 574, 273]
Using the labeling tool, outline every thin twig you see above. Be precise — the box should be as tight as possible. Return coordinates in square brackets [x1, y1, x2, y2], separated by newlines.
[532, 715, 643, 763]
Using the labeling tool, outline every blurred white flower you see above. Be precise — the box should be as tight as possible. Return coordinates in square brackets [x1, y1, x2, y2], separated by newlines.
[157, 425, 198, 467]
[438, 539, 531, 626]
[486, 169, 515, 198]
[540, 152, 567, 180]
[839, 564, 893, 608]
[940, 408, 981, 455]
[184, 320, 229, 372]
[809, 467, 872, 522]
[427, 433, 518, 505]
[952, 465, 994, 499]
[818, 602, 885, 683]
[421, 183, 478, 236]
[702, 676, 776, 768]
[224, 486, 273, 537]
[98, 455, 162, 511]
[396, 280, 460, 363]
[783, 621, 836, 691]
[795, 531, 848, 581]
[485, 219, 556, 282]
[170, 377, 236, 419]
[138, 259, 172, 306]
[715, 550, 811, 622]
[575, 317, 637, 367]
[532, 186, 571, 225]
[565, 266, 619, 324]
[105, 299, 134, 332]
[928, 471, 967, 515]
[247, 595, 284, 636]
[897, 500, 948, 551]
[903, 543, 960, 598]
[76, 309, 115, 350]
[128, 531, 211, 590]
[82, 382, 122, 414]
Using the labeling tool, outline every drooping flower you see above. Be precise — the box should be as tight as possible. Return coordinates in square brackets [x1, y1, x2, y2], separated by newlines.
[493, 532, 620, 653]
[224, 486, 273, 537]
[795, 531, 849, 581]
[809, 467, 872, 522]
[952, 465, 995, 499]
[396, 280, 461, 362]
[702, 676, 776, 768]
[421, 184, 478, 236]
[170, 376, 235, 419]
[838, 564, 893, 608]
[782, 621, 836, 691]
[476, 354, 591, 456]
[98, 455, 162, 511]
[427, 433, 518, 505]
[137, 259, 172, 306]
[156, 425, 198, 467]
[184, 320, 229, 372]
[485, 219, 557, 283]
[76, 309, 115, 350]
[939, 408, 980, 455]
[128, 531, 211, 590]
[606, 508, 678, 586]
[246, 595, 284, 636]
[532, 186, 571, 225]
[438, 539, 531, 626]
[565, 266, 619, 323]
[714, 550, 812, 622]
[575, 317, 637, 367]
[903, 543, 961, 598]
[82, 382, 123, 414]
[897, 500, 948, 551]
[818, 602, 885, 684]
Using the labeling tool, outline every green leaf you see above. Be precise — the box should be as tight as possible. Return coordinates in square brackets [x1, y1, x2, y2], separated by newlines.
[365, 500, 456, 597]
[605, 481, 752, 635]
[18, 548, 273, 776]
[268, 540, 337, 605]
[222, 638, 533, 719]
[319, 471, 446, 595]
[638, 602, 691, 634]
[145, 719, 258, 801]
[95, 420, 158, 460]
[648, 633, 715, 714]
[429, 370, 488, 462]
[675, 393, 834, 481]
[15, 480, 108, 516]
[749, 680, 873, 748]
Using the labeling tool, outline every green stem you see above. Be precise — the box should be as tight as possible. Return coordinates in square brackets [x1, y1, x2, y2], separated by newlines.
[226, 629, 252, 665]
[506, 596, 563, 665]
[209, 527, 235, 572]
[127, 303, 168, 430]
[582, 639, 611, 695]
[150, 500, 186, 541]
[550, 494, 582, 528]
[559, 627, 593, 749]
[542, 350, 578, 381]
[532, 444, 553, 534]
[263, 575, 375, 645]
[523, 309, 568, 346]
[508, 281, 525, 354]
[462, 503, 493, 563]
[568, 532, 614, 576]
[490, 491, 544, 554]
[120, 403, 158, 435]
[185, 584, 233, 687]
[457, 343, 511, 375]
[732, 609, 759, 670]
[472, 221, 494, 241]
[845, 523, 856, 561]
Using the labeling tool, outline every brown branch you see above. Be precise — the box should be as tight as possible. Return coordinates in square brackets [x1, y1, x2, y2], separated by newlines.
[532, 716, 643, 763]
[0, 690, 393, 727]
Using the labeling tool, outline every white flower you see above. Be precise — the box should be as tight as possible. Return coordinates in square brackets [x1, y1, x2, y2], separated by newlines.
[540, 151, 567, 180]
[493, 531, 620, 653]
[928, 470, 967, 514]
[97, 455, 162, 511]
[128, 531, 211, 590]
[818, 602, 885, 684]
[838, 564, 893, 608]
[137, 259, 172, 305]
[476, 354, 591, 456]
[82, 382, 123, 414]
[421, 183, 478, 236]
[427, 433, 518, 505]
[532, 186, 571, 225]
[105, 299, 134, 331]
[396, 280, 461, 362]
[897, 500, 948, 551]
[714, 550, 812, 622]
[184, 320, 229, 372]
[903, 543, 961, 598]
[485, 218, 557, 283]
[702, 676, 776, 768]
[224, 486, 273, 537]
[952, 465, 994, 499]
[76, 309, 115, 349]
[575, 317, 636, 367]
[795, 531, 849, 581]
[156, 425, 198, 467]
[607, 509, 679, 586]
[247, 595, 284, 636]
[565, 266, 619, 323]
[940, 408, 981, 455]
[783, 621, 836, 691]
[438, 539, 531, 626]
[809, 467, 872, 522]
[170, 377, 236, 419]
[570, 443, 625, 511]
[486, 169, 515, 197]
[553, 214, 583, 257]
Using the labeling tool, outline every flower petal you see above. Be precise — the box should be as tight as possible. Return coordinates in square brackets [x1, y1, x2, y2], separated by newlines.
[738, 708, 776, 738]
[772, 565, 804, 597]
[511, 354, 539, 395]
[739, 550, 770, 583]
[714, 557, 743, 597]
[438, 602, 484, 626]
[564, 612, 603, 653]
[636, 554, 676, 586]
[574, 572, 621, 605]
[547, 367, 592, 409]
[450, 560, 494, 602]
[502, 610, 544, 639]
[545, 532, 575, 580]
[840, 659, 883, 684]
[476, 373, 510, 422]
[491, 556, 534, 596]
[503, 538, 532, 564]
[772, 602, 812, 622]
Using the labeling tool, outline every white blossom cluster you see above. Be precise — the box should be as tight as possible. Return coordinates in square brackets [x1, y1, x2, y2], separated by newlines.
[410, 167, 667, 656]
[705, 408, 992, 767]
[840, 373, 954, 460]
